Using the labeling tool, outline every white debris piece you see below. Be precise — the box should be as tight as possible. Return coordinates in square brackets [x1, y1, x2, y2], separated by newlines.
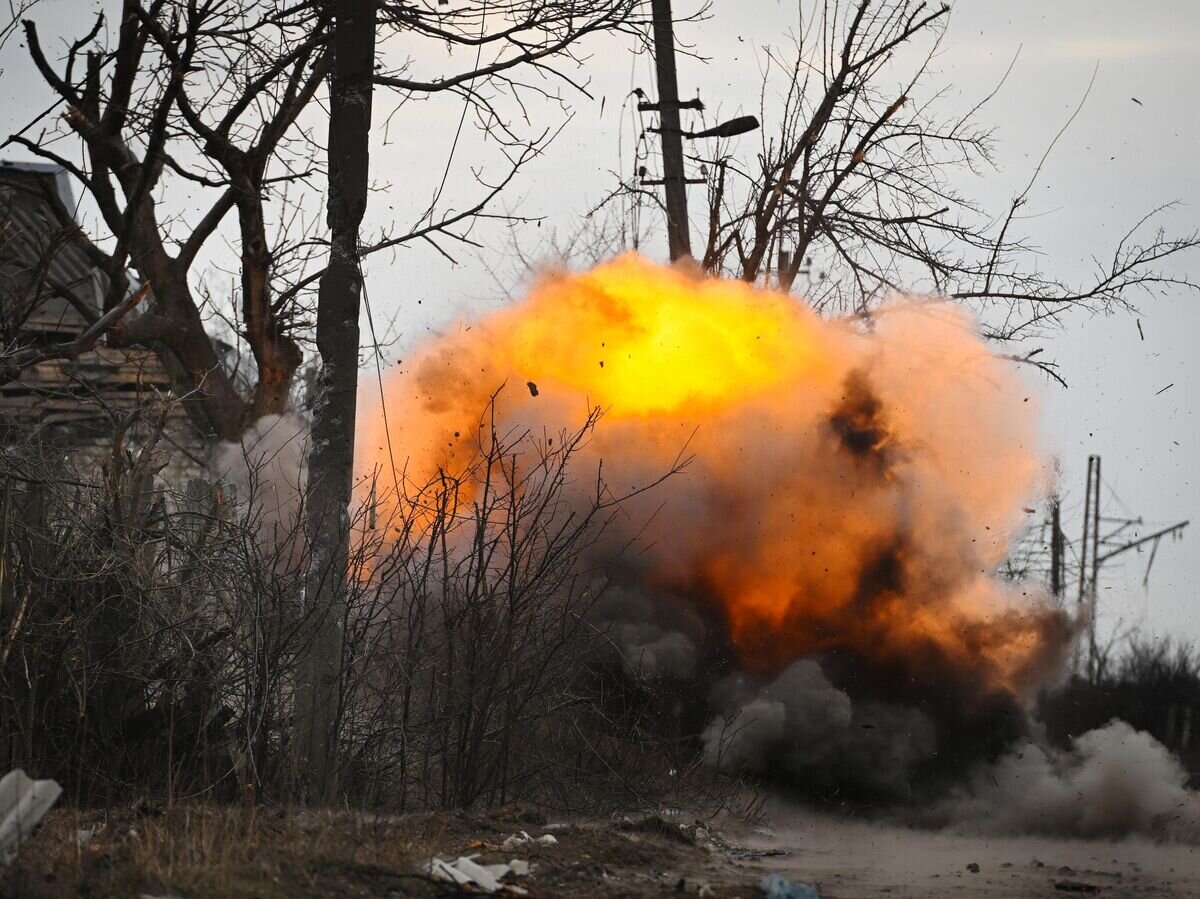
[426, 854, 530, 894]
[0, 769, 62, 865]
[502, 830, 531, 850]
[507, 859, 531, 876]
[502, 830, 559, 850]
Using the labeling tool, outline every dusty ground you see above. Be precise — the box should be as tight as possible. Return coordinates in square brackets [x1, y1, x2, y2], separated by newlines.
[731, 806, 1200, 898]
[4, 802, 1200, 897]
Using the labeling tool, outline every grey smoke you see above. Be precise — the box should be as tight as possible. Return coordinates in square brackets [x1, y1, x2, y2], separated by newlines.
[701, 661, 1199, 840]
[703, 659, 937, 796]
[210, 413, 309, 551]
[591, 585, 706, 681]
[927, 718, 1199, 840]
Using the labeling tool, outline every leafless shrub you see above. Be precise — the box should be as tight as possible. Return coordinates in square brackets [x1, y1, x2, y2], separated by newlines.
[334, 398, 710, 812]
[0, 391, 729, 812]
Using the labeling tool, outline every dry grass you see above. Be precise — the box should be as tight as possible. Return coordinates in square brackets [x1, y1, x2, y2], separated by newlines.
[1, 804, 762, 898]
[2, 805, 449, 898]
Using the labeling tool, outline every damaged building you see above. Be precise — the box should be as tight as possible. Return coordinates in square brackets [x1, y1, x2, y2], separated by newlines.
[0, 160, 210, 479]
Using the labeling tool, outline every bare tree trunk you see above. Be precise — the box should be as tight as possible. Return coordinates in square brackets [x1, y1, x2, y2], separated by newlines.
[296, 0, 376, 804]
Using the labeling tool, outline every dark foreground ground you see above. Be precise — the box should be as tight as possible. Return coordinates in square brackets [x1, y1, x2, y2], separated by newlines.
[4, 802, 1200, 898]
[1, 804, 760, 898]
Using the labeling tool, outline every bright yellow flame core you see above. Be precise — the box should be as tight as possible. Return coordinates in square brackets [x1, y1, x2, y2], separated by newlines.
[498, 257, 831, 416]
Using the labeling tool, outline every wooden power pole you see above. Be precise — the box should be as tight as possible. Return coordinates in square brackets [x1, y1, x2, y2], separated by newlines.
[648, 0, 692, 260]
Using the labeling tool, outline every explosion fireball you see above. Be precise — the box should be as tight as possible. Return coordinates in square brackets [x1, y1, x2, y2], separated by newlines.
[359, 253, 1074, 793]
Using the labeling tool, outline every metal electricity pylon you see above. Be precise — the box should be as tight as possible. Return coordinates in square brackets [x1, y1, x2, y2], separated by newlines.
[1073, 454, 1188, 681]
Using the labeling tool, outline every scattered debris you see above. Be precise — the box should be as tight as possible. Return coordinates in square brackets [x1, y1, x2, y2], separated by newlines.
[1054, 880, 1102, 894]
[526, 380, 539, 397]
[501, 830, 558, 850]
[701, 828, 789, 861]
[0, 769, 62, 865]
[427, 854, 531, 894]
[760, 872, 820, 899]
[967, 862, 980, 873]
[615, 814, 697, 844]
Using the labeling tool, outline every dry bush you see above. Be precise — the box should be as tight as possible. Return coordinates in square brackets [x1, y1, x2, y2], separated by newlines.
[334, 401, 711, 812]
[0, 394, 734, 813]
[0, 404, 310, 804]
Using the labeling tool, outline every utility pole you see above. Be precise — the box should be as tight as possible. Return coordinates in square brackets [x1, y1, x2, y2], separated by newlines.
[1074, 454, 1101, 679]
[1071, 454, 1188, 681]
[1049, 495, 1065, 603]
[648, 0, 692, 260]
[637, 3, 758, 261]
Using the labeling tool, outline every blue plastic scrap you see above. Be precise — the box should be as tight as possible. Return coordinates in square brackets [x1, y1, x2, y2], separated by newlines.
[760, 872, 820, 899]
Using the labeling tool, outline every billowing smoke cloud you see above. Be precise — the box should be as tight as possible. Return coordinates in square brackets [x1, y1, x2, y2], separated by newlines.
[356, 255, 1164, 807]
[923, 719, 1199, 839]
[590, 586, 708, 681]
[703, 660, 937, 796]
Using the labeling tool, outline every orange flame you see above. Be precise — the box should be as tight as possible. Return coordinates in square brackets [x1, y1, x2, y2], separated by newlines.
[359, 254, 1067, 698]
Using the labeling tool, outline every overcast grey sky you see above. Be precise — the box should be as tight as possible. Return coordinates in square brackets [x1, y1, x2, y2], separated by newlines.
[3, 0, 1197, 646]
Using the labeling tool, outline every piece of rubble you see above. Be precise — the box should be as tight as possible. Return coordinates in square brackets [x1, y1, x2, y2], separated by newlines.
[427, 854, 531, 895]
[0, 769, 62, 865]
[507, 859, 531, 876]
[501, 830, 557, 850]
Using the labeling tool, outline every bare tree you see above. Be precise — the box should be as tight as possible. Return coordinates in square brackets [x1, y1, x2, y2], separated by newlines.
[5, 1, 332, 439]
[6, 2, 648, 805]
[296, 0, 376, 804]
[5, 0, 648, 442]
[292, 0, 649, 802]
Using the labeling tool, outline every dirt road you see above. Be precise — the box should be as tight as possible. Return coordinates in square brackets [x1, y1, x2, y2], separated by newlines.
[735, 809, 1200, 898]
